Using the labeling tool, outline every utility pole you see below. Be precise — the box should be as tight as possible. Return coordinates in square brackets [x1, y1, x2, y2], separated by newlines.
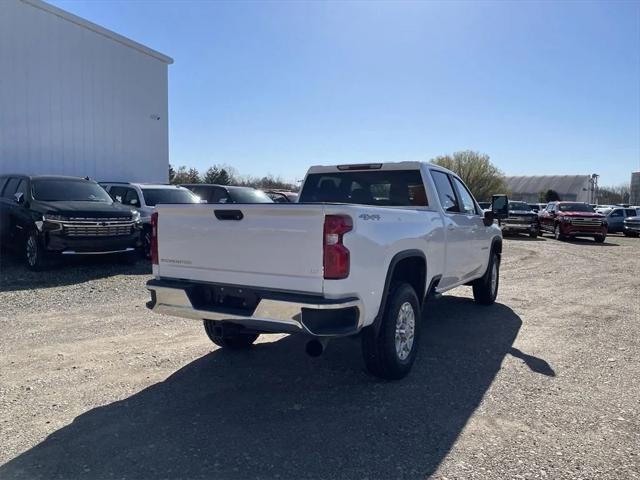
[589, 174, 599, 204]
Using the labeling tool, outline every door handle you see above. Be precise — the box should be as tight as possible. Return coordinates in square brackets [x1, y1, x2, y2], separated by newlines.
[447, 224, 455, 231]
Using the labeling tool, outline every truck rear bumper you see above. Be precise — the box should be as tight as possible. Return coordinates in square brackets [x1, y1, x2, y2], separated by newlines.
[146, 279, 363, 337]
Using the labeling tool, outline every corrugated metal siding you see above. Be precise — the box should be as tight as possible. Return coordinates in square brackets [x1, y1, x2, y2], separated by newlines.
[0, 0, 169, 183]
[631, 172, 640, 205]
[504, 175, 591, 202]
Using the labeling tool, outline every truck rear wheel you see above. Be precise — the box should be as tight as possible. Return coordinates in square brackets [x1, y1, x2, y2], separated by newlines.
[203, 320, 259, 349]
[362, 283, 421, 380]
[472, 251, 499, 305]
[594, 234, 606, 243]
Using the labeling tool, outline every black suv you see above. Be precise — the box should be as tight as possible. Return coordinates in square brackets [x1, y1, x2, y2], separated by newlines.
[0, 175, 142, 270]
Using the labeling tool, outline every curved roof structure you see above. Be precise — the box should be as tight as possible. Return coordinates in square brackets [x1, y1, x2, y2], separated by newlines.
[505, 175, 590, 195]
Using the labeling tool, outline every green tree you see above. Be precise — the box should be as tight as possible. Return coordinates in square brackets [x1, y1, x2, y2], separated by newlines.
[430, 150, 508, 201]
[172, 166, 201, 184]
[168, 164, 175, 183]
[216, 169, 232, 185]
[202, 166, 221, 184]
[544, 189, 561, 202]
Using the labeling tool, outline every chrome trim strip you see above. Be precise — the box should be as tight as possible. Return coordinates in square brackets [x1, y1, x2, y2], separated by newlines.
[61, 248, 135, 255]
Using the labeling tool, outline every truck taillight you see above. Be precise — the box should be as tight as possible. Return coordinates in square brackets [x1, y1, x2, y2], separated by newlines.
[323, 215, 352, 279]
[151, 211, 159, 266]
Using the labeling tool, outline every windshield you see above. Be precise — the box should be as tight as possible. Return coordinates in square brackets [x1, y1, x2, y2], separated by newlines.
[141, 188, 199, 206]
[509, 202, 530, 211]
[228, 189, 273, 203]
[558, 203, 594, 212]
[299, 170, 428, 206]
[32, 180, 112, 202]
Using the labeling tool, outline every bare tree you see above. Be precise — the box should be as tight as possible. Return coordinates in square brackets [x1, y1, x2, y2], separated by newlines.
[598, 184, 631, 204]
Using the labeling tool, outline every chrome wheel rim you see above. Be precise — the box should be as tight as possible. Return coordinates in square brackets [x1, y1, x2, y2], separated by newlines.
[26, 235, 38, 267]
[395, 302, 415, 361]
[490, 260, 498, 295]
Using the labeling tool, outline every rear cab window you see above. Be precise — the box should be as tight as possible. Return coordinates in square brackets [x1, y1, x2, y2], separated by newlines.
[299, 170, 428, 207]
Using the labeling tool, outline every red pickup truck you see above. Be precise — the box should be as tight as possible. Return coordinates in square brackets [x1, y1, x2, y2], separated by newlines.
[538, 201, 607, 242]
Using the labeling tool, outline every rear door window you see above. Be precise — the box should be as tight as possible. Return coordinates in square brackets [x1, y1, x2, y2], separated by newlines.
[610, 209, 623, 217]
[430, 171, 459, 213]
[451, 176, 479, 215]
[624, 209, 636, 217]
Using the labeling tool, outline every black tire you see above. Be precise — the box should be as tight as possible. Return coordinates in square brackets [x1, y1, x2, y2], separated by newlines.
[554, 223, 565, 241]
[594, 234, 606, 243]
[141, 227, 152, 259]
[472, 250, 499, 306]
[203, 320, 259, 349]
[623, 231, 639, 238]
[25, 231, 47, 271]
[361, 283, 421, 380]
[529, 230, 538, 239]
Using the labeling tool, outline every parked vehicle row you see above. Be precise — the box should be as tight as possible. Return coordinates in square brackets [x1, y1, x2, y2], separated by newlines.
[146, 161, 510, 380]
[0, 175, 142, 270]
[0, 174, 289, 267]
[497, 199, 640, 243]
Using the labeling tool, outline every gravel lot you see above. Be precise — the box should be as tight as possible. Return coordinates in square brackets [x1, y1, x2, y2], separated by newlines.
[1, 234, 638, 480]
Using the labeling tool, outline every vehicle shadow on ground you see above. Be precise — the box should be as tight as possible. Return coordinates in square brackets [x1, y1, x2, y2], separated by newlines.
[563, 238, 619, 247]
[0, 297, 548, 479]
[0, 253, 150, 293]
[503, 235, 547, 242]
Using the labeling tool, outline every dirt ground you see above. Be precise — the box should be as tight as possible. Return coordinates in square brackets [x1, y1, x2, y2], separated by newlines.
[0, 233, 638, 480]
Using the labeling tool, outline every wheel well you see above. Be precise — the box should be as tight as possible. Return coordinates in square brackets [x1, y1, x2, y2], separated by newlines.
[492, 238, 502, 257]
[390, 256, 426, 299]
[373, 252, 427, 332]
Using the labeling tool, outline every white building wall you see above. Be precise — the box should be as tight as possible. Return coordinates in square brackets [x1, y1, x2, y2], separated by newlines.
[0, 0, 171, 183]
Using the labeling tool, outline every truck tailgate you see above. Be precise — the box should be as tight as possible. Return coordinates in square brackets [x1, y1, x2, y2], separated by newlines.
[155, 204, 326, 294]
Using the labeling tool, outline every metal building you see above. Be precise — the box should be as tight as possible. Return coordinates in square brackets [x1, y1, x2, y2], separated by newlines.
[631, 172, 640, 205]
[504, 175, 596, 203]
[0, 0, 173, 183]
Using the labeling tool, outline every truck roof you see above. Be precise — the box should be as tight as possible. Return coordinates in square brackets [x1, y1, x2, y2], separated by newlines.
[306, 161, 451, 175]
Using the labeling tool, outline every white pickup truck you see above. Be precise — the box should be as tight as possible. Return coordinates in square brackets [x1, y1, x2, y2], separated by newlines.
[147, 162, 508, 379]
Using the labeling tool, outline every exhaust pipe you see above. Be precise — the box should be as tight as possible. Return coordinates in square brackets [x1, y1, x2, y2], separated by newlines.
[305, 338, 329, 357]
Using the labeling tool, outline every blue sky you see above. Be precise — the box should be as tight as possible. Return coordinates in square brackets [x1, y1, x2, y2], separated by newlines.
[51, 0, 639, 186]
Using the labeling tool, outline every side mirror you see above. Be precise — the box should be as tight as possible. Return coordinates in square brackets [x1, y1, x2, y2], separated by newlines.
[483, 209, 495, 227]
[491, 194, 509, 219]
[14, 192, 24, 204]
[129, 198, 138, 206]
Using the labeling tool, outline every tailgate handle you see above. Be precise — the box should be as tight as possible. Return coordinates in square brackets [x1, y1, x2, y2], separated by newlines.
[215, 210, 243, 221]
